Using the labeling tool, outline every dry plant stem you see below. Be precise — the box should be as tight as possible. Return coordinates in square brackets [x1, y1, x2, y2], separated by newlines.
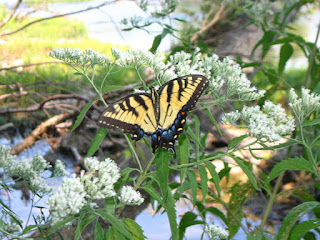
[0, 1, 117, 37]
[190, 5, 226, 44]
[304, 20, 320, 88]
[0, 0, 22, 28]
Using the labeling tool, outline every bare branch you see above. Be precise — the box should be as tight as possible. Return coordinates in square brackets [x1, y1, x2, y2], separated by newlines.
[190, 5, 226, 44]
[0, 1, 116, 37]
[0, 0, 23, 29]
[0, 61, 63, 71]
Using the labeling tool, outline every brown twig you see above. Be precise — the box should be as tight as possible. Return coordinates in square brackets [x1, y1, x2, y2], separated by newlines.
[10, 111, 77, 155]
[190, 5, 226, 44]
[0, 1, 116, 37]
[0, 61, 63, 71]
[0, 0, 23, 28]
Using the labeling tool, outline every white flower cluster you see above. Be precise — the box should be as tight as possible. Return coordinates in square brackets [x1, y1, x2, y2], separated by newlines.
[50, 48, 110, 66]
[223, 101, 295, 141]
[205, 224, 229, 239]
[47, 156, 144, 225]
[80, 157, 120, 199]
[118, 185, 144, 205]
[48, 175, 86, 225]
[53, 159, 69, 177]
[289, 88, 320, 123]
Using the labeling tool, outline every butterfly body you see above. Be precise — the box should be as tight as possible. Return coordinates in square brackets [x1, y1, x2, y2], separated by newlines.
[98, 75, 209, 154]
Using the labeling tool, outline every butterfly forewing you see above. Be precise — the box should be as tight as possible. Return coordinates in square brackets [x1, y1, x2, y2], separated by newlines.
[158, 75, 209, 129]
[98, 93, 157, 135]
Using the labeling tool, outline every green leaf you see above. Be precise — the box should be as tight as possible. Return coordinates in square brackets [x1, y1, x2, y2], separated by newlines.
[71, 99, 98, 131]
[228, 135, 248, 151]
[122, 218, 146, 240]
[105, 227, 126, 240]
[227, 183, 254, 238]
[74, 213, 96, 240]
[302, 118, 320, 127]
[278, 43, 293, 74]
[141, 185, 163, 205]
[46, 215, 78, 235]
[178, 212, 204, 240]
[94, 221, 104, 240]
[150, 28, 171, 53]
[204, 107, 222, 136]
[185, 125, 204, 149]
[164, 187, 179, 240]
[179, 134, 190, 184]
[289, 220, 320, 240]
[86, 128, 108, 157]
[251, 140, 296, 150]
[198, 165, 208, 203]
[206, 207, 227, 224]
[252, 31, 276, 58]
[267, 157, 315, 183]
[277, 202, 320, 240]
[155, 148, 170, 199]
[95, 210, 133, 240]
[232, 156, 259, 191]
[204, 160, 221, 197]
[187, 170, 197, 203]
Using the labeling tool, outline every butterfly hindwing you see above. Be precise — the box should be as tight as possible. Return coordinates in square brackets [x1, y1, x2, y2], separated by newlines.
[152, 75, 209, 152]
[98, 93, 157, 140]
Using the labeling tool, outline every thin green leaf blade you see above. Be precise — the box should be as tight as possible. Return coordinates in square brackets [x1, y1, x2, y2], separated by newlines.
[198, 165, 208, 203]
[228, 134, 248, 151]
[289, 220, 320, 240]
[94, 221, 104, 240]
[178, 133, 190, 184]
[71, 99, 98, 131]
[279, 43, 293, 74]
[187, 170, 197, 203]
[277, 202, 320, 240]
[204, 160, 221, 197]
[267, 157, 315, 183]
[86, 128, 108, 157]
[164, 187, 179, 240]
[155, 148, 170, 199]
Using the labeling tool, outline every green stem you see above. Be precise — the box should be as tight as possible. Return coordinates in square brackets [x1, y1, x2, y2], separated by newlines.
[304, 20, 320, 88]
[124, 134, 142, 172]
[115, 155, 155, 218]
[260, 171, 285, 228]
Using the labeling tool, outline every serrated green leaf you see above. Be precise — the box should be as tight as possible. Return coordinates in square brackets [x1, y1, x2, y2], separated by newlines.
[187, 170, 197, 203]
[277, 202, 320, 240]
[267, 157, 315, 183]
[74, 214, 96, 240]
[46, 215, 77, 235]
[178, 212, 204, 240]
[204, 160, 221, 197]
[86, 128, 108, 157]
[95, 210, 133, 240]
[289, 220, 320, 240]
[122, 218, 146, 240]
[228, 135, 248, 151]
[179, 134, 189, 185]
[155, 148, 169, 199]
[227, 183, 254, 238]
[232, 156, 259, 191]
[278, 43, 293, 74]
[164, 187, 179, 240]
[105, 227, 126, 240]
[71, 99, 98, 131]
[94, 221, 104, 240]
[198, 165, 208, 203]
[141, 185, 163, 205]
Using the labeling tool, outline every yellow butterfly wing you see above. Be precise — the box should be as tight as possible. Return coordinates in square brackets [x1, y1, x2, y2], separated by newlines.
[98, 93, 157, 139]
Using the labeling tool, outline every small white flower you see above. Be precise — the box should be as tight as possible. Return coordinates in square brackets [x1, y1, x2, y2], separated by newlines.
[205, 224, 229, 239]
[31, 153, 50, 173]
[0, 145, 13, 168]
[289, 87, 320, 123]
[223, 101, 295, 142]
[118, 186, 144, 205]
[53, 159, 69, 177]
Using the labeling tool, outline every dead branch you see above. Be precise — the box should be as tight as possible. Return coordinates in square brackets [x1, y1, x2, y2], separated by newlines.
[0, 1, 117, 37]
[10, 111, 77, 155]
[0, 61, 63, 71]
[0, 0, 23, 29]
[190, 5, 226, 44]
[0, 94, 92, 114]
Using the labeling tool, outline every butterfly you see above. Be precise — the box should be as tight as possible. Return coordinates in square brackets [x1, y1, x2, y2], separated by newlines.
[98, 74, 209, 155]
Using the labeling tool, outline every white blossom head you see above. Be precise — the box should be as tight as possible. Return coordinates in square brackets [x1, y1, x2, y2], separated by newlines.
[223, 101, 295, 141]
[118, 186, 144, 205]
[205, 224, 229, 239]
